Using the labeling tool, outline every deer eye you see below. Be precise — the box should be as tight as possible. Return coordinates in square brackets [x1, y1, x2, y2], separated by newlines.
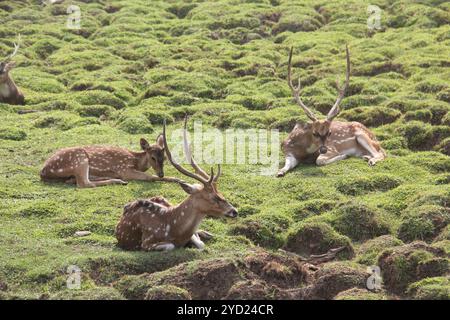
[313, 132, 320, 137]
[327, 131, 331, 136]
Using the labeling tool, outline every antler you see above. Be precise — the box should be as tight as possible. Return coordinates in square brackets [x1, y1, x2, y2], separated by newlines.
[183, 116, 210, 180]
[3, 34, 21, 63]
[288, 46, 317, 122]
[327, 45, 350, 121]
[163, 118, 220, 186]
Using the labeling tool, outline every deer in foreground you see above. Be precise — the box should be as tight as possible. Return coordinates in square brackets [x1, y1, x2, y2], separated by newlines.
[277, 45, 386, 177]
[40, 135, 177, 188]
[0, 35, 25, 105]
[115, 118, 238, 251]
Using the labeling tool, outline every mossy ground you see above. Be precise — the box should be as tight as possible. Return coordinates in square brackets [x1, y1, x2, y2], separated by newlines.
[0, 0, 449, 299]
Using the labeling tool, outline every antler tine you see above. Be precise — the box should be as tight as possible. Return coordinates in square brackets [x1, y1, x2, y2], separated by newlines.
[163, 119, 209, 185]
[208, 167, 214, 184]
[4, 34, 21, 63]
[288, 46, 317, 122]
[327, 45, 350, 121]
[183, 115, 210, 180]
[213, 164, 221, 183]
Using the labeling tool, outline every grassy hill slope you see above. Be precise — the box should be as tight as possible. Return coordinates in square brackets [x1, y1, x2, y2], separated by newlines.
[0, 0, 449, 299]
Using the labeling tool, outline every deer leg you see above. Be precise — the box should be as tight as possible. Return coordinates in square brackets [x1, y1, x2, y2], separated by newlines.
[316, 153, 348, 166]
[120, 170, 179, 183]
[143, 241, 176, 251]
[197, 230, 214, 241]
[74, 162, 128, 188]
[277, 154, 299, 177]
[189, 233, 205, 250]
[66, 176, 113, 184]
[356, 132, 385, 166]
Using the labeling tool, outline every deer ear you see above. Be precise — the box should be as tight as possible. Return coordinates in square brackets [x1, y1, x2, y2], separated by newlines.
[179, 182, 200, 194]
[140, 138, 150, 150]
[156, 134, 164, 149]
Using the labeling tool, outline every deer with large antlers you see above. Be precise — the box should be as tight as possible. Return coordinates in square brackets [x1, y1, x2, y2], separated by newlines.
[40, 135, 177, 188]
[277, 46, 386, 177]
[0, 35, 24, 105]
[115, 117, 238, 251]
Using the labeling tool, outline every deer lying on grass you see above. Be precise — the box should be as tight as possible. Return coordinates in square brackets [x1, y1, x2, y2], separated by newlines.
[115, 118, 238, 251]
[40, 135, 177, 188]
[0, 35, 25, 105]
[277, 46, 386, 177]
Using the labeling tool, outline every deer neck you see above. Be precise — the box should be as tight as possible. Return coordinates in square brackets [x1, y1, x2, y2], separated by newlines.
[132, 151, 151, 171]
[0, 78, 13, 97]
[169, 196, 205, 238]
[305, 132, 318, 154]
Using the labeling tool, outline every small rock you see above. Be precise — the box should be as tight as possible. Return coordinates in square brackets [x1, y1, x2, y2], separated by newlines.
[74, 231, 91, 237]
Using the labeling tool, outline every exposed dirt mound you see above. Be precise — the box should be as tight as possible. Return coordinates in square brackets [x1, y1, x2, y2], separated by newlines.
[243, 250, 313, 288]
[284, 222, 354, 259]
[224, 280, 282, 300]
[150, 258, 242, 300]
[114, 249, 315, 300]
[302, 262, 369, 300]
[378, 241, 449, 295]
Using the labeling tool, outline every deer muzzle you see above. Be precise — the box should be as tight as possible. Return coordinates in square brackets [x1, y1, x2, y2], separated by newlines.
[319, 146, 328, 154]
[225, 208, 238, 218]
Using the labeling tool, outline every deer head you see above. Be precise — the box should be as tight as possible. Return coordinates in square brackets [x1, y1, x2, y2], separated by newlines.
[140, 135, 166, 178]
[163, 117, 238, 218]
[288, 45, 350, 154]
[0, 35, 20, 82]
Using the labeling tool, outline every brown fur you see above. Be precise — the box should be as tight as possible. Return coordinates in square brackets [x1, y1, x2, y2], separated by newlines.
[115, 117, 238, 251]
[0, 62, 25, 105]
[278, 120, 386, 176]
[279, 46, 386, 176]
[40, 136, 174, 188]
[116, 184, 237, 251]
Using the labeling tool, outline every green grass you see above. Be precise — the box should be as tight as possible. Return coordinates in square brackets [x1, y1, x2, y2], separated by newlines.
[0, 0, 449, 300]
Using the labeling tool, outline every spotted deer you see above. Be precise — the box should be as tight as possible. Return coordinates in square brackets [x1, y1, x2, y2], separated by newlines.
[277, 46, 386, 177]
[115, 117, 238, 251]
[40, 135, 177, 188]
[0, 35, 25, 105]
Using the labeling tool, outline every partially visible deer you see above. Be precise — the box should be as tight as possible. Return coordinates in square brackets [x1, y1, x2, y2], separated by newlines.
[40, 135, 177, 188]
[0, 35, 25, 105]
[277, 45, 386, 177]
[115, 117, 238, 251]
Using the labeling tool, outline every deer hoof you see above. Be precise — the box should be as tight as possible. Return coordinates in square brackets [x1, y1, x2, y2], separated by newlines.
[368, 159, 376, 166]
[120, 180, 128, 185]
[197, 230, 214, 241]
[276, 171, 285, 177]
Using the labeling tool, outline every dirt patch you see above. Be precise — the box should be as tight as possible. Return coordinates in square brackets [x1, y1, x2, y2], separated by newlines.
[284, 222, 354, 259]
[243, 250, 312, 288]
[302, 262, 369, 300]
[224, 280, 281, 300]
[378, 241, 449, 294]
[114, 249, 314, 300]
